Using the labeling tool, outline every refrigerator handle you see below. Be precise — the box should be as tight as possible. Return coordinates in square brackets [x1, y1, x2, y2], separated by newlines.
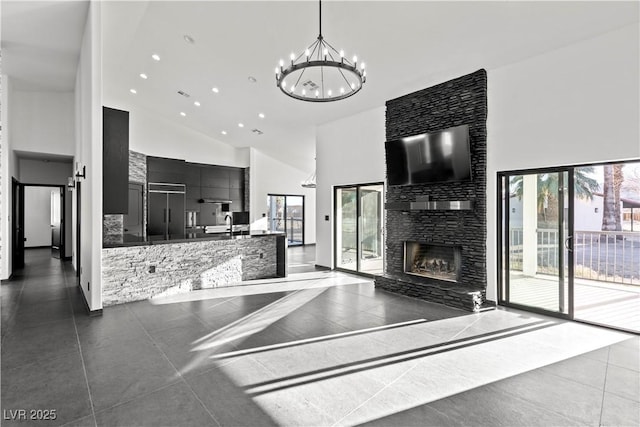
[168, 209, 172, 223]
[163, 208, 166, 223]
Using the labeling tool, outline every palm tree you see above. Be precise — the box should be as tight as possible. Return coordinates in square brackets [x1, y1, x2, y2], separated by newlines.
[510, 168, 600, 224]
[601, 164, 624, 234]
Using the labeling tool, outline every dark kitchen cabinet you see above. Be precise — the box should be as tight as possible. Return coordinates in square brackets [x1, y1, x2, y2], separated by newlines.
[124, 183, 144, 237]
[147, 156, 186, 184]
[103, 107, 129, 214]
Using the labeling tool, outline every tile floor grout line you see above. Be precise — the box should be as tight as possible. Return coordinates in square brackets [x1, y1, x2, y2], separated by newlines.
[1, 279, 26, 347]
[125, 303, 223, 427]
[63, 269, 98, 427]
[249, 354, 339, 425]
[330, 354, 422, 427]
[598, 346, 612, 427]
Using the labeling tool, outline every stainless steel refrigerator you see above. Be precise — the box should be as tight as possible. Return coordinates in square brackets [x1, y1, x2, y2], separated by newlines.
[148, 183, 186, 240]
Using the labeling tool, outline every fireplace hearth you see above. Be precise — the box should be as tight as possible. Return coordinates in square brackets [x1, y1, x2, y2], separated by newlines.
[404, 241, 461, 283]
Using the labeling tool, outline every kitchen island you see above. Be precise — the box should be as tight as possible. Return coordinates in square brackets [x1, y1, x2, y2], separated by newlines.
[102, 232, 286, 306]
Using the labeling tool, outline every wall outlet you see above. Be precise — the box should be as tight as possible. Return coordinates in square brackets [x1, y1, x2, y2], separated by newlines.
[148, 265, 156, 273]
[325, 215, 330, 221]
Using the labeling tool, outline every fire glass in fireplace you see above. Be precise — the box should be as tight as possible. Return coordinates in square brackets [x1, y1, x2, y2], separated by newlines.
[404, 241, 461, 282]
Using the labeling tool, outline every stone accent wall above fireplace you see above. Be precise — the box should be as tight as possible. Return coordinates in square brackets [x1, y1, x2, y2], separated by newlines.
[375, 69, 488, 312]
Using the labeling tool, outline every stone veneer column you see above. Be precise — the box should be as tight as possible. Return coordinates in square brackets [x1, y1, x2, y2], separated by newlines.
[375, 69, 488, 311]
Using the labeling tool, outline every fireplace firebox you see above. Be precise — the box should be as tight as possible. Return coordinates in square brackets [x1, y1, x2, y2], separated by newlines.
[404, 241, 461, 283]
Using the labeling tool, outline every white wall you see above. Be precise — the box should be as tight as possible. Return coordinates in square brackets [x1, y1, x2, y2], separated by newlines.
[128, 107, 249, 167]
[316, 107, 386, 268]
[486, 23, 640, 301]
[0, 75, 13, 279]
[74, 1, 103, 311]
[11, 91, 75, 157]
[249, 148, 316, 245]
[24, 187, 55, 248]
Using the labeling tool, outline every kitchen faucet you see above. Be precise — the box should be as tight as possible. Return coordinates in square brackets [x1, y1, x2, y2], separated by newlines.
[225, 214, 233, 235]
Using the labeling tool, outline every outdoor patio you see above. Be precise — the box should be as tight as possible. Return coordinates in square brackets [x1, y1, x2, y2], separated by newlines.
[509, 274, 640, 333]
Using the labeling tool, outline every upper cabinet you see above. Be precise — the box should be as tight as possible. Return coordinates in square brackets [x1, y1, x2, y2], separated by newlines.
[147, 156, 186, 184]
[103, 107, 130, 214]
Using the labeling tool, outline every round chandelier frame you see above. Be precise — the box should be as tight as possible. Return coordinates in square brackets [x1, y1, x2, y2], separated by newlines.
[275, 1, 366, 102]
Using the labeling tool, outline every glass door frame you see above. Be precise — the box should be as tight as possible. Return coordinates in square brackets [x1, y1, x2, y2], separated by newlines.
[267, 193, 305, 246]
[497, 166, 575, 320]
[333, 182, 385, 277]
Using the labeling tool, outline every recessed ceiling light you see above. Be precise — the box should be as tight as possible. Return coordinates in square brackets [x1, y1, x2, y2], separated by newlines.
[258, 113, 265, 119]
[180, 112, 186, 117]
[238, 123, 244, 128]
[248, 76, 257, 83]
[221, 131, 227, 135]
[184, 35, 195, 44]
[140, 73, 148, 79]
[194, 101, 201, 107]
[151, 54, 160, 61]
[130, 89, 137, 94]
[212, 87, 219, 93]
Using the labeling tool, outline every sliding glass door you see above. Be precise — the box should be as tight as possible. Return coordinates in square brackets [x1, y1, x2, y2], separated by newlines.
[500, 170, 571, 315]
[267, 194, 304, 246]
[499, 161, 640, 333]
[335, 183, 384, 275]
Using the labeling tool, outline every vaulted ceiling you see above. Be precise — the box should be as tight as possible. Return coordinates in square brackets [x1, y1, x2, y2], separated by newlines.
[2, 1, 637, 172]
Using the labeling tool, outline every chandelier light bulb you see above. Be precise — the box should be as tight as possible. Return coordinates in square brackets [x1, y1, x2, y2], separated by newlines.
[305, 49, 310, 59]
[275, 67, 279, 75]
[279, 59, 284, 67]
[351, 82, 355, 90]
[323, 48, 328, 56]
[302, 89, 306, 96]
[290, 53, 295, 62]
[315, 90, 319, 98]
[339, 50, 344, 58]
[290, 85, 295, 92]
[361, 62, 365, 70]
[328, 89, 332, 97]
[340, 87, 345, 94]
[282, 81, 287, 88]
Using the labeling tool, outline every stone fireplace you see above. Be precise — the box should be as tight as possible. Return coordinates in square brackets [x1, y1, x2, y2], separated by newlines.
[404, 242, 461, 283]
[374, 69, 489, 312]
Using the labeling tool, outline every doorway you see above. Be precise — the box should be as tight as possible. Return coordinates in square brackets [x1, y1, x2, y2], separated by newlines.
[499, 161, 640, 333]
[334, 183, 384, 275]
[267, 194, 305, 246]
[21, 185, 66, 259]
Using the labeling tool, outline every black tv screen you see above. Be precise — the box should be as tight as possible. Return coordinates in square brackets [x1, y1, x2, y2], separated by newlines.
[385, 124, 471, 185]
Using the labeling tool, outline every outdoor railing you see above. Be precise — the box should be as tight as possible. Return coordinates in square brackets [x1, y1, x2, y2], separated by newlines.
[509, 228, 639, 285]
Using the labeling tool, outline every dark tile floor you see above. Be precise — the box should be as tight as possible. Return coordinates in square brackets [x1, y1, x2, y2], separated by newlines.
[1, 247, 638, 426]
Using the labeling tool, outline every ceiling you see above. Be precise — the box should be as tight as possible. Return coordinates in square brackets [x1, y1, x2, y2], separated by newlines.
[2, 1, 638, 172]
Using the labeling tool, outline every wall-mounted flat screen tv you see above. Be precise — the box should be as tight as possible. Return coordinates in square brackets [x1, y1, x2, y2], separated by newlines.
[385, 124, 471, 186]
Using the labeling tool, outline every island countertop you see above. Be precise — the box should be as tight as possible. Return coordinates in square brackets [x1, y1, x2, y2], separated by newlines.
[103, 230, 285, 248]
[102, 232, 287, 306]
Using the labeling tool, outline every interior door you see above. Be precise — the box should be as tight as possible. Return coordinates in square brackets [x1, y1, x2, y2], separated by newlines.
[51, 188, 62, 259]
[12, 179, 25, 270]
[502, 171, 571, 315]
